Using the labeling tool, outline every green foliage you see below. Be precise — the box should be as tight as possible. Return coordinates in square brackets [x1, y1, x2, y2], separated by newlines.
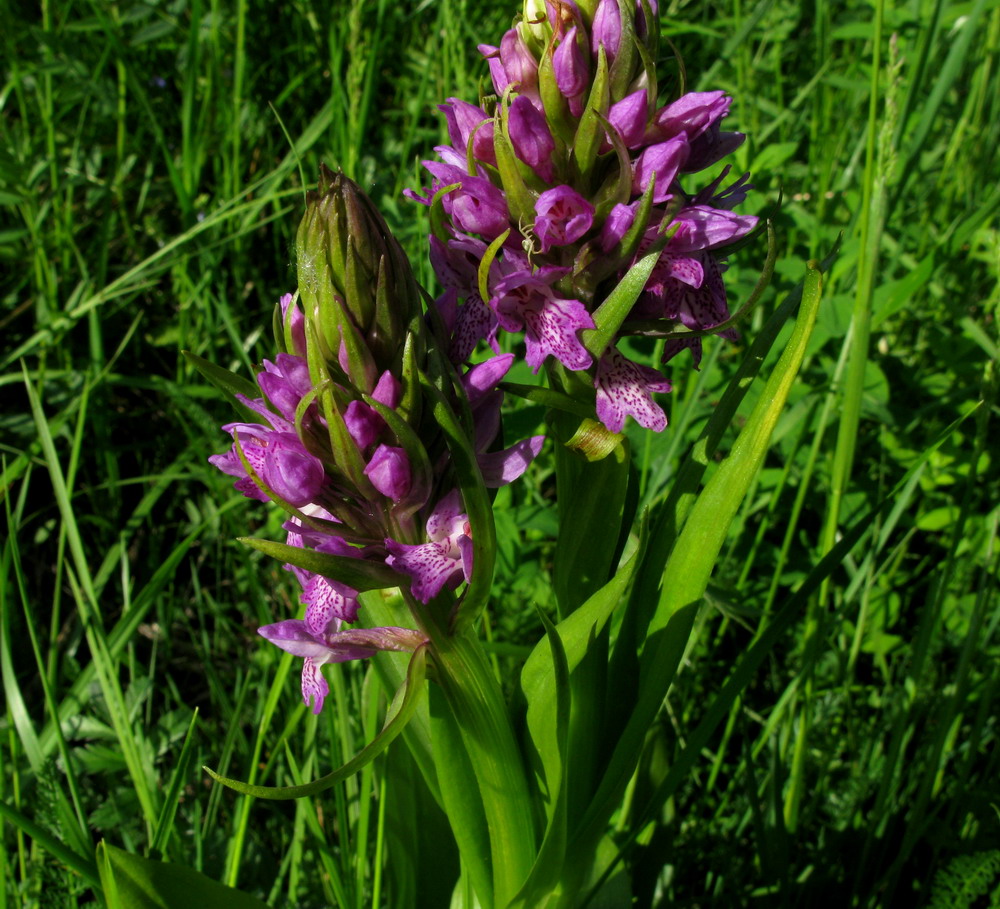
[927, 851, 1000, 909]
[2, 0, 998, 905]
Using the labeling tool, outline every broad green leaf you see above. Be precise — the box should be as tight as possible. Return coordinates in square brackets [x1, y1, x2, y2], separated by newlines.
[430, 686, 495, 909]
[552, 414, 631, 612]
[522, 534, 642, 818]
[205, 646, 426, 798]
[96, 841, 268, 909]
[238, 536, 401, 591]
[584, 405, 980, 899]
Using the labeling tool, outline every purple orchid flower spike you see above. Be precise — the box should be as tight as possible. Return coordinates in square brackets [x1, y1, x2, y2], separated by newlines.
[258, 620, 427, 714]
[405, 1, 764, 435]
[385, 490, 475, 603]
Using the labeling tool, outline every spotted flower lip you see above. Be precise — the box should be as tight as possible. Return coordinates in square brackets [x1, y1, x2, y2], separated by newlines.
[595, 346, 673, 434]
[489, 268, 595, 373]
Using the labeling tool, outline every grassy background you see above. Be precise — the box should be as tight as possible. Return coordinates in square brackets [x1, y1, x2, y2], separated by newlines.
[1, 0, 998, 905]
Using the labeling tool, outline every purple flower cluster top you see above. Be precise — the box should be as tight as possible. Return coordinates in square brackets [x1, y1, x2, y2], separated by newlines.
[406, 0, 758, 433]
[209, 171, 544, 713]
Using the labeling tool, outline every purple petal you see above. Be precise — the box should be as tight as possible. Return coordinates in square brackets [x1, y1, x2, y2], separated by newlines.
[491, 272, 595, 373]
[654, 91, 731, 141]
[301, 658, 329, 714]
[344, 399, 385, 451]
[461, 353, 515, 404]
[372, 371, 402, 409]
[423, 162, 510, 239]
[508, 95, 556, 182]
[364, 445, 412, 502]
[608, 90, 648, 149]
[591, 0, 622, 60]
[439, 98, 496, 165]
[449, 292, 500, 363]
[280, 293, 307, 358]
[425, 489, 469, 542]
[669, 205, 758, 252]
[553, 26, 588, 102]
[258, 620, 332, 660]
[478, 435, 545, 487]
[684, 129, 746, 173]
[261, 434, 326, 506]
[633, 136, 690, 203]
[303, 574, 358, 634]
[534, 185, 594, 253]
[599, 203, 637, 252]
[595, 348, 673, 433]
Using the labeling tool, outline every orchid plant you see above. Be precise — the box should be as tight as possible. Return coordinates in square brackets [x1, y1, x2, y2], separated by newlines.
[192, 0, 824, 905]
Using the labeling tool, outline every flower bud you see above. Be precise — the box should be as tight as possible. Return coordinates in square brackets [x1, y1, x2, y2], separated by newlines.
[294, 166, 422, 386]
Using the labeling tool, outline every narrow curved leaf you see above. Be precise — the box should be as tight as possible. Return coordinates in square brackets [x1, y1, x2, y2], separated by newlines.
[205, 645, 426, 799]
[508, 606, 572, 908]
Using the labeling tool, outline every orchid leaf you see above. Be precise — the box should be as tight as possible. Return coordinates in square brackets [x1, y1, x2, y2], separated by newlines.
[575, 262, 824, 857]
[583, 233, 668, 359]
[500, 381, 595, 419]
[205, 645, 426, 799]
[521, 532, 642, 824]
[429, 685, 495, 909]
[495, 95, 537, 226]
[477, 227, 511, 307]
[429, 182, 462, 242]
[237, 537, 400, 591]
[96, 841, 268, 909]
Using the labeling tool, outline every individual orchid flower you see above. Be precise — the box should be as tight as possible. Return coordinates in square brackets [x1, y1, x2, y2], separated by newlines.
[258, 620, 427, 714]
[385, 490, 474, 603]
[490, 268, 595, 373]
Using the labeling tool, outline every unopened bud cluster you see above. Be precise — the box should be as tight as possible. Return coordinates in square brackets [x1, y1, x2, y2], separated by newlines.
[407, 0, 758, 433]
